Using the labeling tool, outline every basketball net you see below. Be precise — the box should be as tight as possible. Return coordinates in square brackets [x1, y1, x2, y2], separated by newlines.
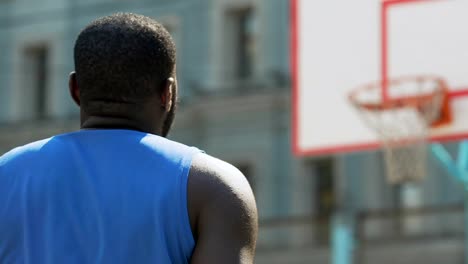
[349, 76, 447, 184]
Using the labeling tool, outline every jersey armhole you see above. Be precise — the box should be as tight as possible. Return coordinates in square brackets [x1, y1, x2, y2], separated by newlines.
[177, 147, 202, 256]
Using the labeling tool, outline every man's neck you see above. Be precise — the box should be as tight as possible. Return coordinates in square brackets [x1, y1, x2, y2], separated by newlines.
[81, 115, 157, 135]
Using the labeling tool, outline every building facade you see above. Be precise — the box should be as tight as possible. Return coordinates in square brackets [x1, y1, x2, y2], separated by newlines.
[0, 0, 465, 263]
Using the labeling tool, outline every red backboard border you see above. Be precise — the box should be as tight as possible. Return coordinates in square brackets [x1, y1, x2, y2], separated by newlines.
[291, 0, 468, 157]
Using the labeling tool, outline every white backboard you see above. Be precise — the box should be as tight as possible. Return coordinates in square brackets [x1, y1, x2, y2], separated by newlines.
[292, 0, 468, 156]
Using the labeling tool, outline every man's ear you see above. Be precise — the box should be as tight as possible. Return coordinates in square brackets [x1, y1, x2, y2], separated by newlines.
[161, 77, 174, 112]
[69, 72, 80, 106]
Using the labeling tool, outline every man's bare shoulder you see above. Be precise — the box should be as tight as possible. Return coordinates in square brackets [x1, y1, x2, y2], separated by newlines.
[187, 153, 257, 228]
[189, 153, 255, 205]
[187, 153, 258, 263]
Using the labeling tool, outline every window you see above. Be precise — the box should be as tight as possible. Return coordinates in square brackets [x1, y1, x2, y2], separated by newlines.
[309, 158, 336, 244]
[159, 16, 180, 54]
[392, 183, 424, 234]
[162, 23, 176, 44]
[160, 17, 186, 97]
[23, 45, 49, 119]
[235, 163, 254, 192]
[224, 8, 257, 80]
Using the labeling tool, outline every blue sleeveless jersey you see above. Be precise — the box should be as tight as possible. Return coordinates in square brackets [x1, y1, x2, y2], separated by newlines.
[0, 129, 199, 264]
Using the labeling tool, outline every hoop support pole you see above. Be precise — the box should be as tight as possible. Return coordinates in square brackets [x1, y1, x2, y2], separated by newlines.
[464, 185, 468, 264]
[332, 214, 354, 264]
[431, 141, 468, 264]
[431, 143, 466, 182]
[459, 141, 468, 172]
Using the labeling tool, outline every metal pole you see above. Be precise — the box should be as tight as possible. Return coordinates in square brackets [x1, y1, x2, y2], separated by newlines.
[332, 155, 356, 264]
[458, 141, 468, 170]
[431, 141, 468, 264]
[458, 141, 468, 264]
[332, 213, 354, 264]
[464, 184, 468, 264]
[431, 143, 465, 182]
[462, 140, 468, 264]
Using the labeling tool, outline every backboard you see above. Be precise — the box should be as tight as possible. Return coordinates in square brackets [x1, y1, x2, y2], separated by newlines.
[292, 0, 468, 156]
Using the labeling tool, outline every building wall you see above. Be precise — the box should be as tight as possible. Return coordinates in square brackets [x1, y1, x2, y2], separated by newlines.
[0, 0, 466, 263]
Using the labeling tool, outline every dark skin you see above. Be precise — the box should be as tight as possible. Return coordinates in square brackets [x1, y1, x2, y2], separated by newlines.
[69, 72, 258, 264]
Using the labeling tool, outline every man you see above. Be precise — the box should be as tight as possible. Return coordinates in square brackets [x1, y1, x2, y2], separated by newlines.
[0, 13, 257, 263]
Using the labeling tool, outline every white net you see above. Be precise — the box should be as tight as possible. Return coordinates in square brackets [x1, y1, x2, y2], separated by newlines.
[350, 77, 446, 184]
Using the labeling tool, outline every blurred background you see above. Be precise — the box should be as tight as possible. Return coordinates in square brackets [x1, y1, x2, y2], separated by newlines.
[0, 0, 465, 263]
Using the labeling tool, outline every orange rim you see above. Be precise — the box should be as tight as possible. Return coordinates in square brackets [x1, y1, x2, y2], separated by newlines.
[349, 76, 452, 127]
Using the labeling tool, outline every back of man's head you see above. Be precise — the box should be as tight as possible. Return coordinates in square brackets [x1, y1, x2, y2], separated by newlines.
[74, 13, 176, 114]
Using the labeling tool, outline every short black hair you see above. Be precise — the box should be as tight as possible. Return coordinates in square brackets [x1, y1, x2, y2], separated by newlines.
[74, 13, 176, 112]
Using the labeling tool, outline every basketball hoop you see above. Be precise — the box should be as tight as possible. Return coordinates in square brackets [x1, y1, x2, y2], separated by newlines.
[349, 76, 451, 184]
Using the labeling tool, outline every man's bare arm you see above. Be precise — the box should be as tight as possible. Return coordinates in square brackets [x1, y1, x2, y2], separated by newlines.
[188, 153, 258, 264]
